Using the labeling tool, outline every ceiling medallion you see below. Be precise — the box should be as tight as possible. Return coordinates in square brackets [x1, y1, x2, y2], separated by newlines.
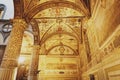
[59, 46, 65, 55]
[59, 42, 65, 55]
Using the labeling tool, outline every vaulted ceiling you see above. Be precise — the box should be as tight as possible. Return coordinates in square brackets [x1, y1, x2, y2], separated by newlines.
[14, 0, 90, 55]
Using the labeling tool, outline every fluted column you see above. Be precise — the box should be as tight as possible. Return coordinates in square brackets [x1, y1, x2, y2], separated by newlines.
[28, 45, 40, 80]
[0, 19, 27, 80]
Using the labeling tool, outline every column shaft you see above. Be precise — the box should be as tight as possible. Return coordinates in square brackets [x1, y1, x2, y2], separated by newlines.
[0, 19, 27, 80]
[28, 45, 40, 80]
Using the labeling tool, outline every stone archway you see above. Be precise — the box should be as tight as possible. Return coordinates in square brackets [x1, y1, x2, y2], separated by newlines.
[24, 0, 90, 20]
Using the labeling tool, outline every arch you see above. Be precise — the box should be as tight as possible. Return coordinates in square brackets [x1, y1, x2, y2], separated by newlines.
[45, 44, 78, 55]
[24, 0, 90, 20]
[39, 21, 81, 45]
[30, 19, 40, 45]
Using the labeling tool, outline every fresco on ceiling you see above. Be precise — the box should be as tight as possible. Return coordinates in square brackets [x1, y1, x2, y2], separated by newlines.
[34, 7, 82, 18]
[39, 0, 79, 4]
[40, 34, 78, 55]
[48, 46, 75, 55]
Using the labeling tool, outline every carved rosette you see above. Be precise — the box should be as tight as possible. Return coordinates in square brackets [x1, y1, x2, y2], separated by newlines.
[1, 19, 27, 68]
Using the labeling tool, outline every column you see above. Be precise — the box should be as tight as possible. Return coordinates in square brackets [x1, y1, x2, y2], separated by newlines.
[28, 45, 40, 80]
[0, 19, 27, 80]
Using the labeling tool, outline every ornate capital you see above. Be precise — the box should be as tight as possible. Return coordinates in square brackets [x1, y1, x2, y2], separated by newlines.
[10, 19, 28, 30]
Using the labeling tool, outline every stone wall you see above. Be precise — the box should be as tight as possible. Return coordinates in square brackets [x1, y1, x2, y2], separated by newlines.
[91, 0, 120, 46]
[81, 0, 120, 80]
[82, 25, 120, 80]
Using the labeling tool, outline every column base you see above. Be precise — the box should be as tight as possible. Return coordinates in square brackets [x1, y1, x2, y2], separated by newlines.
[0, 68, 17, 80]
[28, 75, 38, 80]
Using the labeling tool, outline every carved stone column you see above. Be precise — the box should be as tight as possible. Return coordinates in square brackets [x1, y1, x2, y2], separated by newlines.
[0, 19, 27, 80]
[28, 45, 40, 80]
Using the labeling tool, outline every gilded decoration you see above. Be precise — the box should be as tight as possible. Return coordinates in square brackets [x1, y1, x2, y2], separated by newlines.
[1, 19, 27, 68]
[0, 0, 120, 80]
